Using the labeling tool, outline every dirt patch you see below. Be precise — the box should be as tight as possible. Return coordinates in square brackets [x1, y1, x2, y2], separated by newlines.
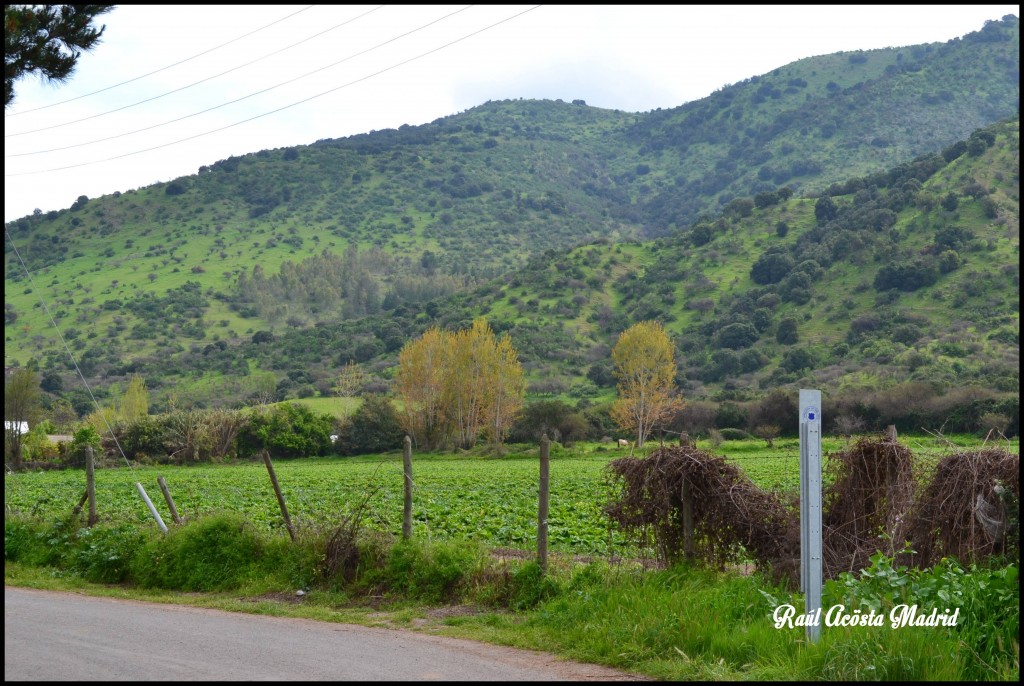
[246, 591, 306, 605]
[426, 603, 482, 619]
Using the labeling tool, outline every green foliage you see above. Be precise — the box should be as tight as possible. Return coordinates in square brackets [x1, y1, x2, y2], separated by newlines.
[824, 552, 1019, 680]
[4, 515, 77, 567]
[776, 317, 799, 345]
[715, 322, 760, 349]
[130, 513, 264, 591]
[4, 5, 115, 107]
[68, 425, 102, 467]
[239, 403, 334, 459]
[117, 415, 166, 460]
[335, 394, 403, 456]
[750, 249, 794, 285]
[67, 522, 151, 584]
[873, 258, 939, 292]
[376, 538, 482, 603]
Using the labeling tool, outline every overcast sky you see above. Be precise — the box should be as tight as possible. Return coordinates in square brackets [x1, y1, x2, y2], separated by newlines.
[4, 4, 1018, 222]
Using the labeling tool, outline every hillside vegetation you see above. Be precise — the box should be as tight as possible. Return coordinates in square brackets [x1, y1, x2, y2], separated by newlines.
[3, 16, 1019, 422]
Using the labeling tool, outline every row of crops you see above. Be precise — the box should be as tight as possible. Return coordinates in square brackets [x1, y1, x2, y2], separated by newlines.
[4, 436, 1014, 557]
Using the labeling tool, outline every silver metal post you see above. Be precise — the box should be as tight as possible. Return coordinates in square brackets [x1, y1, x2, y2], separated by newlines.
[799, 389, 822, 643]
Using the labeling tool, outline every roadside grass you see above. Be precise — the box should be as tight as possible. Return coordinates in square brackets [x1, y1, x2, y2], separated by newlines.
[5, 432, 1018, 680]
[5, 512, 1016, 681]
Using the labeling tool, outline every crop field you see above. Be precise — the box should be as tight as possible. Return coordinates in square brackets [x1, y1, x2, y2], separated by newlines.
[4, 436, 1016, 557]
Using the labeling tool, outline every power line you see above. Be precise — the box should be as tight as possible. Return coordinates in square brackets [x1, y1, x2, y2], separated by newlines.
[3, 5, 316, 118]
[6, 5, 542, 177]
[6, 5, 461, 157]
[5, 5, 386, 140]
[4, 226, 134, 471]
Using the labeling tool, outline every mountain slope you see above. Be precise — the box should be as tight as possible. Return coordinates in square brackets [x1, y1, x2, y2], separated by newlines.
[3, 16, 1019, 414]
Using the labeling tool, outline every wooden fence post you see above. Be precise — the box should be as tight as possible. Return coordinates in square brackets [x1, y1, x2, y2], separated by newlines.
[262, 449, 296, 542]
[157, 476, 182, 525]
[402, 435, 413, 540]
[86, 446, 97, 526]
[682, 475, 694, 560]
[538, 434, 550, 574]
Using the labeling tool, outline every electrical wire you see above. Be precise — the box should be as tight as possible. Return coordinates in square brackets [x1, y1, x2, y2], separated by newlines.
[7, 5, 462, 156]
[4, 5, 316, 118]
[6, 5, 386, 140]
[6, 5, 541, 177]
[4, 226, 135, 471]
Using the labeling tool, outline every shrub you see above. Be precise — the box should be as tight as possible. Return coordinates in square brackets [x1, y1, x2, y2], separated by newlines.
[377, 539, 481, 603]
[335, 395, 404, 455]
[130, 513, 264, 591]
[68, 523, 151, 583]
[5, 515, 77, 567]
[68, 426, 102, 467]
[239, 403, 333, 458]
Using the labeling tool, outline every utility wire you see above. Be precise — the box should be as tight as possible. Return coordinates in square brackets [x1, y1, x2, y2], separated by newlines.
[6, 5, 386, 140]
[4, 226, 134, 471]
[6, 5, 542, 177]
[7, 5, 459, 156]
[4, 5, 316, 118]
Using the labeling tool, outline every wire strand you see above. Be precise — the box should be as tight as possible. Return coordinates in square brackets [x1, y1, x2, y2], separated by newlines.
[6, 5, 541, 177]
[6, 5, 386, 141]
[4, 227, 134, 471]
[6, 5, 462, 156]
[4, 5, 316, 118]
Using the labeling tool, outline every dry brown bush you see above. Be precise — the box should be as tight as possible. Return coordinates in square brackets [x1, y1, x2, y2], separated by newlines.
[604, 434, 1019, 586]
[604, 446, 797, 583]
[909, 447, 1019, 567]
[821, 435, 917, 577]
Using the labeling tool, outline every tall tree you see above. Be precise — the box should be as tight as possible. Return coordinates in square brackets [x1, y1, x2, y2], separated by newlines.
[5, 4, 115, 107]
[395, 327, 450, 450]
[396, 319, 524, 451]
[611, 321, 682, 447]
[444, 320, 493, 450]
[4, 367, 41, 469]
[484, 329, 526, 447]
[118, 373, 148, 422]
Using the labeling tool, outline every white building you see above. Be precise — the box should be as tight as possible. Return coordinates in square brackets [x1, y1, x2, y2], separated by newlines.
[4, 421, 30, 435]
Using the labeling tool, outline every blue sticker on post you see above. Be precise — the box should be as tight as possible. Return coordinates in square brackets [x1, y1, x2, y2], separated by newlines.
[804, 406, 819, 423]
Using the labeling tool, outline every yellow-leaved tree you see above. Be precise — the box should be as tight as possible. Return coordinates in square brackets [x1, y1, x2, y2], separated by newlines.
[396, 319, 524, 451]
[611, 321, 682, 447]
[485, 329, 526, 447]
[395, 327, 450, 451]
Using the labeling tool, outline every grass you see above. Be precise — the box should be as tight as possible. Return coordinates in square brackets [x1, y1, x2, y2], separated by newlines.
[4, 522, 1017, 681]
[5, 430, 1018, 680]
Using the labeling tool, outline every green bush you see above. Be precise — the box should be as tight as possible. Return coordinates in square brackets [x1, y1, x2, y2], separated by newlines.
[68, 426, 102, 467]
[335, 394, 403, 456]
[824, 552, 1019, 680]
[506, 561, 561, 609]
[5, 515, 76, 567]
[238, 403, 333, 458]
[378, 538, 481, 603]
[130, 513, 264, 591]
[718, 428, 751, 441]
[67, 523, 152, 584]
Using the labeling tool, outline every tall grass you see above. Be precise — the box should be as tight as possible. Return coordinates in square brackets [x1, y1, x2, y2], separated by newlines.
[5, 510, 1017, 681]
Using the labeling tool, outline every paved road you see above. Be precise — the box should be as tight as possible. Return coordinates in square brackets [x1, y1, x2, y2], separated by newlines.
[5, 587, 642, 681]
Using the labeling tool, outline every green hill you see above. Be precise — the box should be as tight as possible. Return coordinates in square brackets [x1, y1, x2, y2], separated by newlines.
[3, 16, 1019, 418]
